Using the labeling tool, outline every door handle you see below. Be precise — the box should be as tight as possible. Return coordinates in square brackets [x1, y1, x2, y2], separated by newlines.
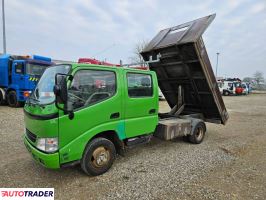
[149, 109, 156, 114]
[110, 112, 120, 119]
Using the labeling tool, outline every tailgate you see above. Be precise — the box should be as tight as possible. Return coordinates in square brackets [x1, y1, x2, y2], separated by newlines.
[141, 14, 228, 124]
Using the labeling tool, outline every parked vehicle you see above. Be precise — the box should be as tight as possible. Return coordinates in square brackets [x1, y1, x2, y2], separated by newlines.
[234, 82, 244, 95]
[78, 58, 120, 66]
[0, 54, 53, 107]
[23, 14, 228, 176]
[218, 80, 236, 96]
[241, 82, 250, 95]
[218, 79, 247, 96]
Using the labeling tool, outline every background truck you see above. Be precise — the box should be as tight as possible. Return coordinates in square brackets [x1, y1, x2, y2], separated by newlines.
[78, 57, 149, 70]
[0, 54, 53, 107]
[241, 82, 251, 95]
[23, 14, 228, 176]
[218, 80, 236, 95]
[217, 78, 246, 96]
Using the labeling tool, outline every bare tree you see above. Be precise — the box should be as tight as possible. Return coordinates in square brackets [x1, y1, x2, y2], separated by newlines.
[128, 40, 149, 66]
[254, 71, 264, 84]
[253, 71, 265, 90]
[243, 77, 253, 83]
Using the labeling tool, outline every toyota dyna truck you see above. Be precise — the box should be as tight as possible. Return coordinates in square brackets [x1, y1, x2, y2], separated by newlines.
[0, 54, 53, 107]
[23, 14, 228, 176]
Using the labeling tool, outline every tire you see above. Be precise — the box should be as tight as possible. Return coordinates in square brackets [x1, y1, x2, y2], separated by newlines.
[81, 137, 116, 176]
[223, 90, 229, 96]
[0, 91, 5, 105]
[188, 122, 206, 144]
[7, 91, 21, 107]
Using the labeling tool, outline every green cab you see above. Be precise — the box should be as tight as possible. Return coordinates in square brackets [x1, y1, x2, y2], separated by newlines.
[24, 63, 159, 175]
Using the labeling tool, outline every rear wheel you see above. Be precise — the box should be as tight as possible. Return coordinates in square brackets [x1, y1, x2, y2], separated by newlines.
[81, 137, 116, 176]
[188, 122, 206, 144]
[7, 91, 21, 107]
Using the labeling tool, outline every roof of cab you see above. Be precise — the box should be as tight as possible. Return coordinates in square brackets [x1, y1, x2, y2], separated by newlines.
[71, 63, 153, 73]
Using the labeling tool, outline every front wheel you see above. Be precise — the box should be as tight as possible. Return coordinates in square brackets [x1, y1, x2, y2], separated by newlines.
[188, 122, 206, 144]
[7, 91, 21, 107]
[81, 137, 116, 176]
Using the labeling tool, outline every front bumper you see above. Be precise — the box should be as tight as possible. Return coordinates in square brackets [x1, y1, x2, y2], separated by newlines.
[24, 136, 60, 169]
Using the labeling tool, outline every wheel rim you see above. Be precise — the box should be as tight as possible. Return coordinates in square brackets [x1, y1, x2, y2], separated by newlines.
[91, 146, 110, 168]
[195, 127, 204, 141]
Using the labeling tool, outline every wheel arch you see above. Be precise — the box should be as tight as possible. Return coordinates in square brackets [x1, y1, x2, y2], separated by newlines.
[6, 88, 15, 94]
[89, 130, 124, 155]
[59, 129, 124, 165]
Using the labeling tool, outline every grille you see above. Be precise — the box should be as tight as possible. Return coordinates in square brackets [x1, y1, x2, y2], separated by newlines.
[26, 129, 37, 143]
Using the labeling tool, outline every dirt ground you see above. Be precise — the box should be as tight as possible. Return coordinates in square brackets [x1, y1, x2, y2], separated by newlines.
[0, 94, 266, 199]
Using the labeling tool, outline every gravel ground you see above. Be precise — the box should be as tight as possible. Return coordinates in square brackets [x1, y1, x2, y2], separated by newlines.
[0, 94, 266, 199]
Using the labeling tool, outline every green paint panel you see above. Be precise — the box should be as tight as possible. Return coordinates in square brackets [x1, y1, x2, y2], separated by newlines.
[123, 70, 159, 138]
[24, 104, 58, 140]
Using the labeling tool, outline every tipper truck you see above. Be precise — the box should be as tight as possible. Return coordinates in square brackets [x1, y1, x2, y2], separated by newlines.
[0, 54, 53, 107]
[23, 14, 228, 176]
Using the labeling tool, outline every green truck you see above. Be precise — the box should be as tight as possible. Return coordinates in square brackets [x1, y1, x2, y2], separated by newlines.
[23, 14, 228, 176]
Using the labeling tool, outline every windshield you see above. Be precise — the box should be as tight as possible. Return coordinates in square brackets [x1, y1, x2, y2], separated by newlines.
[26, 63, 49, 76]
[31, 65, 71, 105]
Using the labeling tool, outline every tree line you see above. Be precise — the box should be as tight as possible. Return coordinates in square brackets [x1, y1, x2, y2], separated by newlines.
[243, 71, 265, 90]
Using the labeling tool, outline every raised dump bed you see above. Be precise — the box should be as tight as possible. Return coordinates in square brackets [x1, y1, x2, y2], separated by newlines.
[141, 14, 228, 124]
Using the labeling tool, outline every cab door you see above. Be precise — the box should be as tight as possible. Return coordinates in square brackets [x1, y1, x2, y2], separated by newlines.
[12, 61, 26, 89]
[58, 68, 123, 160]
[124, 71, 158, 138]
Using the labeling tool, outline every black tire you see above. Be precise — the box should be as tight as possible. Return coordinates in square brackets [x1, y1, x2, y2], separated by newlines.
[7, 91, 21, 107]
[0, 91, 5, 105]
[81, 137, 116, 176]
[188, 122, 206, 144]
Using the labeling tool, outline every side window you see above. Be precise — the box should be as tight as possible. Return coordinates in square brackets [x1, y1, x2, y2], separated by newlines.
[127, 73, 153, 98]
[15, 63, 24, 74]
[68, 69, 116, 110]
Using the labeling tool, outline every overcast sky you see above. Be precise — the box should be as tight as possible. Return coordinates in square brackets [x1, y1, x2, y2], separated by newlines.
[1, 0, 265, 78]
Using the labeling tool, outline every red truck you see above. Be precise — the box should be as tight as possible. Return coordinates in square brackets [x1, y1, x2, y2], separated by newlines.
[78, 58, 148, 70]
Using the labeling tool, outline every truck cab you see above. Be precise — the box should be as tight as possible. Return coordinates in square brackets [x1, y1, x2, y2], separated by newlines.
[24, 64, 159, 173]
[0, 54, 53, 107]
[23, 14, 228, 176]
[219, 81, 236, 96]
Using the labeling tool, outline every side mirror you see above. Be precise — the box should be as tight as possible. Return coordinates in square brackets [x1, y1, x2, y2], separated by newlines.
[53, 74, 75, 120]
[54, 74, 68, 104]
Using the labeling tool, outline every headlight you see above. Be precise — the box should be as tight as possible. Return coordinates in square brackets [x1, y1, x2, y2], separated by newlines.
[36, 138, 58, 153]
[23, 91, 31, 97]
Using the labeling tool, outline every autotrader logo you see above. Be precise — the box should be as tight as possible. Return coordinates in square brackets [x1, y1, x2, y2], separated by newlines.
[0, 188, 54, 199]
